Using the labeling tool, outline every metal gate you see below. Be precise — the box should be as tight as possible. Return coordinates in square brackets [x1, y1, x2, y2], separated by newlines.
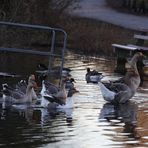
[0, 21, 67, 86]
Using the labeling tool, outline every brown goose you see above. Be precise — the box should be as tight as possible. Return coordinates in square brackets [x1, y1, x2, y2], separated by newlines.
[2, 74, 38, 104]
[99, 52, 145, 104]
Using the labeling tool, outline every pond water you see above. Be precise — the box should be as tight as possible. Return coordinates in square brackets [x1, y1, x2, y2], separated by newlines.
[0, 51, 148, 148]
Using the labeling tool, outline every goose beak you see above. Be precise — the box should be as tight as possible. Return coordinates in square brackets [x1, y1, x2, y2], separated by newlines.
[140, 52, 146, 58]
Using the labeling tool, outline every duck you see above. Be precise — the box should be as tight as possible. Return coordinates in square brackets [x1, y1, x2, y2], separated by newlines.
[2, 74, 38, 104]
[36, 63, 71, 78]
[65, 78, 76, 89]
[65, 78, 79, 97]
[85, 68, 103, 83]
[99, 52, 145, 104]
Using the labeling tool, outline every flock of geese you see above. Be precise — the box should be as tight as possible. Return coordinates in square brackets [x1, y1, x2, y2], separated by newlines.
[0, 52, 145, 111]
[1, 68, 79, 110]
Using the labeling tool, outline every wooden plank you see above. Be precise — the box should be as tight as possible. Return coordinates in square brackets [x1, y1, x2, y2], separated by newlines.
[138, 28, 148, 33]
[134, 34, 148, 40]
[0, 47, 61, 57]
[127, 44, 148, 51]
[112, 44, 137, 51]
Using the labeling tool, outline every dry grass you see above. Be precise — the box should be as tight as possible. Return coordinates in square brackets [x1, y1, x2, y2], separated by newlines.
[60, 16, 135, 56]
[0, 15, 136, 57]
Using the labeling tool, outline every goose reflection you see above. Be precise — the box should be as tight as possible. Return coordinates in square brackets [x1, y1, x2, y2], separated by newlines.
[57, 108, 73, 124]
[99, 101, 139, 138]
[11, 106, 57, 126]
[10, 105, 73, 126]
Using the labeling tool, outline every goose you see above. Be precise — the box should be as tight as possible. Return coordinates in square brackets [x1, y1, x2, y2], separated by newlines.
[40, 80, 63, 108]
[2, 74, 38, 104]
[86, 68, 103, 83]
[40, 79, 67, 107]
[99, 52, 145, 104]
[39, 75, 76, 96]
[41, 78, 76, 109]
[56, 78, 76, 109]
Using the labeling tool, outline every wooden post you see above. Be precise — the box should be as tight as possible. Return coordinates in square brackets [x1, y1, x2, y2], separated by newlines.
[114, 57, 127, 74]
[113, 46, 131, 74]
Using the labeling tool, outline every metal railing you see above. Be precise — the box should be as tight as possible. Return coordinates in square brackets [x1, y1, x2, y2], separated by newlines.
[0, 21, 67, 86]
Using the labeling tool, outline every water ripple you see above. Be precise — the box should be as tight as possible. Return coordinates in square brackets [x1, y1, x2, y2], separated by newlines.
[0, 52, 148, 148]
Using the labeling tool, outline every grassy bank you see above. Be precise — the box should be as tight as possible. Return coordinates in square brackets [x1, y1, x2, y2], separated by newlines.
[60, 16, 135, 56]
[0, 16, 135, 57]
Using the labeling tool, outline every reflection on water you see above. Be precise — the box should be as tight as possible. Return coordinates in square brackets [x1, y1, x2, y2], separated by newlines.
[0, 51, 148, 148]
[99, 101, 140, 141]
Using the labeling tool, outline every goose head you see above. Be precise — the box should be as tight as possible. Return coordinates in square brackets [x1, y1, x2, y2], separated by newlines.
[27, 75, 37, 90]
[26, 74, 38, 102]
[2, 83, 10, 95]
[129, 52, 145, 69]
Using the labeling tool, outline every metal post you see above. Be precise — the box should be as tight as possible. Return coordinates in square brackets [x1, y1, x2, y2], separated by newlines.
[59, 31, 67, 87]
[0, 21, 68, 87]
[48, 30, 55, 73]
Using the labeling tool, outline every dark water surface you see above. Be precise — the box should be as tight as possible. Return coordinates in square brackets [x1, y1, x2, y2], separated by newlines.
[0, 51, 148, 148]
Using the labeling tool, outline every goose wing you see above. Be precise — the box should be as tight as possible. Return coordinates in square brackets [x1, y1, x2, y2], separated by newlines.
[109, 83, 133, 104]
[2, 84, 25, 99]
[16, 80, 27, 94]
[44, 95, 65, 105]
[44, 81, 59, 94]
[99, 82, 133, 103]
[104, 82, 129, 93]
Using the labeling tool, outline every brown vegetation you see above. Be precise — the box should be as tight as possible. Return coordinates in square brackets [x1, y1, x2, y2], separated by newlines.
[62, 16, 134, 56]
[0, 0, 136, 57]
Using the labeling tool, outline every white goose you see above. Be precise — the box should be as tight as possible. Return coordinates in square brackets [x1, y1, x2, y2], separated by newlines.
[99, 52, 145, 104]
[40, 79, 67, 108]
[40, 80, 51, 108]
[40, 78, 75, 109]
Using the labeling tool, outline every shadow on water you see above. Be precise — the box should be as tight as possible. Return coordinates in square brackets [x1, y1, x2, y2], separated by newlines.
[0, 51, 148, 148]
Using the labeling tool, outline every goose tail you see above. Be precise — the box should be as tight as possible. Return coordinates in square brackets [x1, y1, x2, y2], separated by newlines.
[57, 97, 74, 109]
[41, 96, 49, 108]
[98, 82, 115, 102]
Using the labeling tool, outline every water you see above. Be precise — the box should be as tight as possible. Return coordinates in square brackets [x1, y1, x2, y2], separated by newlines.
[0, 51, 148, 148]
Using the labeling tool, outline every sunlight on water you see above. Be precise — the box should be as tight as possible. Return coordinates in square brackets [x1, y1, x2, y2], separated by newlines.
[0, 51, 148, 148]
